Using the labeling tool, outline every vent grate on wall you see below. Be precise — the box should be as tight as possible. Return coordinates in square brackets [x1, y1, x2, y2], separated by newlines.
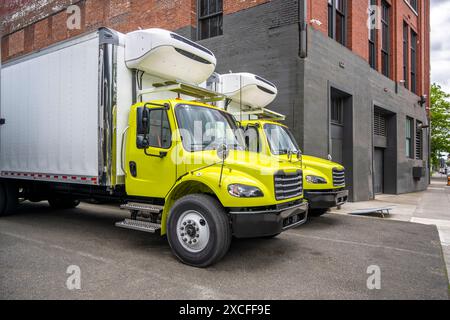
[416, 121, 423, 160]
[374, 112, 387, 137]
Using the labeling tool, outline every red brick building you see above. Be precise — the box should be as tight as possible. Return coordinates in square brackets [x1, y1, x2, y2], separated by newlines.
[0, 0, 431, 201]
[0, 0, 430, 106]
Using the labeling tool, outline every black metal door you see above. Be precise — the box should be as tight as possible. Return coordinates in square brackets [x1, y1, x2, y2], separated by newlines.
[374, 148, 384, 194]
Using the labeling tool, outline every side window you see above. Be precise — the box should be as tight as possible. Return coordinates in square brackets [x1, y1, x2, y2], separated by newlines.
[137, 108, 172, 149]
[244, 126, 260, 153]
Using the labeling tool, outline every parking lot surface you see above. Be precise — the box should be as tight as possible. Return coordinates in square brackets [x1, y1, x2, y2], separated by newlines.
[0, 202, 448, 300]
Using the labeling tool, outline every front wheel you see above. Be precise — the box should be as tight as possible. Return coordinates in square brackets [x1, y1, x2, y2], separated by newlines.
[167, 194, 231, 268]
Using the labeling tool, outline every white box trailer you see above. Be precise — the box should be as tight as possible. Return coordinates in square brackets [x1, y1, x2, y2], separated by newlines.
[0, 28, 129, 187]
[0, 28, 217, 187]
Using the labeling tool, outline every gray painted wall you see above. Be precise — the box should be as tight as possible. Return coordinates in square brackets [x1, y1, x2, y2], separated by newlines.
[176, 0, 429, 202]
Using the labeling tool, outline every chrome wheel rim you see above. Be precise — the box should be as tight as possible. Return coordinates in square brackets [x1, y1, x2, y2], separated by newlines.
[177, 210, 210, 253]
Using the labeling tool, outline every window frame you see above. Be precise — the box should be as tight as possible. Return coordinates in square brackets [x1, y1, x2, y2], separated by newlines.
[328, 0, 347, 46]
[410, 29, 418, 94]
[331, 97, 345, 126]
[405, 117, 414, 159]
[197, 0, 224, 40]
[403, 22, 409, 88]
[136, 107, 173, 150]
[381, 0, 391, 78]
[243, 125, 261, 153]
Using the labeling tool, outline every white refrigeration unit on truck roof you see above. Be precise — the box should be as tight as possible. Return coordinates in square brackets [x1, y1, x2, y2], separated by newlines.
[204, 72, 285, 120]
[0, 28, 217, 187]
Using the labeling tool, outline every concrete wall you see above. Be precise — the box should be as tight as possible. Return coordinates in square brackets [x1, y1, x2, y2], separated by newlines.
[195, 0, 305, 144]
[303, 27, 429, 201]
[191, 0, 429, 202]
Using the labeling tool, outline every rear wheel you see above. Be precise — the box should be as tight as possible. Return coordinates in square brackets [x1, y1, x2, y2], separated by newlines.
[0, 183, 6, 216]
[48, 198, 80, 209]
[309, 208, 329, 217]
[167, 194, 231, 268]
[0, 181, 19, 216]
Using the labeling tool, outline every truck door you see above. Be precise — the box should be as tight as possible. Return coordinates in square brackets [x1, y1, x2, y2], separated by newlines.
[125, 105, 176, 199]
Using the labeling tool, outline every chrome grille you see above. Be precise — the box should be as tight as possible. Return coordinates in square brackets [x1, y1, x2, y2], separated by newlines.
[333, 168, 346, 187]
[274, 171, 303, 200]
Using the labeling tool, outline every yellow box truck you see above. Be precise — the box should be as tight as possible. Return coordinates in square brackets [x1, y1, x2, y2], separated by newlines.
[0, 28, 308, 267]
[204, 72, 348, 216]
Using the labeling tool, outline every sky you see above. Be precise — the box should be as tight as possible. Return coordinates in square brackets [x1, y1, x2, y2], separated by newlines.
[431, 0, 450, 93]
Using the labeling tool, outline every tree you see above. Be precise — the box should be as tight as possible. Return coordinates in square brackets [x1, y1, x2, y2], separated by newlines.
[430, 83, 450, 169]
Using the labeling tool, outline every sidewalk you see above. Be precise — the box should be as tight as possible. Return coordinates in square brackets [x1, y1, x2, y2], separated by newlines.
[330, 175, 450, 282]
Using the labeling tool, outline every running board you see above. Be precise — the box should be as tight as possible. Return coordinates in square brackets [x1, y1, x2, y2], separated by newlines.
[115, 219, 161, 234]
[120, 202, 164, 214]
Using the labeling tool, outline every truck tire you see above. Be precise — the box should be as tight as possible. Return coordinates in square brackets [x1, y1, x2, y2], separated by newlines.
[0, 183, 6, 216]
[0, 181, 19, 216]
[48, 198, 80, 209]
[310, 208, 329, 217]
[167, 194, 231, 268]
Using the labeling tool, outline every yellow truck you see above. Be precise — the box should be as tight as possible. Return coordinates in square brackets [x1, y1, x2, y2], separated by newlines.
[203, 72, 348, 216]
[0, 28, 308, 267]
[242, 119, 348, 216]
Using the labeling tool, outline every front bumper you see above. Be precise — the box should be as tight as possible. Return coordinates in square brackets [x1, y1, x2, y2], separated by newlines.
[229, 201, 309, 238]
[304, 189, 349, 209]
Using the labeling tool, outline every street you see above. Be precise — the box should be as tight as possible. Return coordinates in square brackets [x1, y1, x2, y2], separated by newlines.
[1, 185, 449, 300]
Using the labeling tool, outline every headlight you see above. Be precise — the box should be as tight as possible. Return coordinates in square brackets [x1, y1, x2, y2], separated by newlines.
[306, 175, 327, 184]
[228, 184, 264, 198]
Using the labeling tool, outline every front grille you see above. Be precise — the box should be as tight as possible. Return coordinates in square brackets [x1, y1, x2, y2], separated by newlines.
[333, 168, 346, 187]
[274, 171, 303, 200]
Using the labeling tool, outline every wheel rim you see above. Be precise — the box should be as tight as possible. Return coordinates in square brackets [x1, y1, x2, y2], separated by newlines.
[176, 210, 210, 253]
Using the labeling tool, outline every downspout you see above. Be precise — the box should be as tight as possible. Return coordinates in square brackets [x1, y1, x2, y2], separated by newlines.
[299, 0, 308, 58]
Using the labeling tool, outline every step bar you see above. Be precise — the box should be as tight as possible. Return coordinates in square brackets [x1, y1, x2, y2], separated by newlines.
[115, 219, 161, 234]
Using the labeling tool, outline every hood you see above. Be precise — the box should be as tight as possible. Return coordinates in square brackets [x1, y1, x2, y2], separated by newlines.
[184, 149, 301, 177]
[302, 155, 344, 171]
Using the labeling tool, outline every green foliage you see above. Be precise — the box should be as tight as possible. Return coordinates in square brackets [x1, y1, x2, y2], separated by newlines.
[430, 83, 450, 168]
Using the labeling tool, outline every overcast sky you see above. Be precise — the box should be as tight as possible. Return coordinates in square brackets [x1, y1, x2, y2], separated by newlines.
[431, 0, 450, 93]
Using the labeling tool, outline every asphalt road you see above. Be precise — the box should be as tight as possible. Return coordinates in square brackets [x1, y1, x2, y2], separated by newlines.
[0, 202, 448, 300]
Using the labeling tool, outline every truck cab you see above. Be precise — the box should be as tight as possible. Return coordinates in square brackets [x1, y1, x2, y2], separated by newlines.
[123, 99, 308, 266]
[242, 119, 348, 215]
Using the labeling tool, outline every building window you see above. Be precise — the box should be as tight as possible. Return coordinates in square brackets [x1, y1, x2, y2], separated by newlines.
[198, 0, 223, 40]
[403, 22, 409, 88]
[381, 0, 390, 78]
[406, 117, 414, 159]
[408, 0, 418, 12]
[331, 98, 344, 125]
[368, 0, 377, 69]
[416, 120, 423, 160]
[410, 30, 418, 94]
[328, 0, 347, 46]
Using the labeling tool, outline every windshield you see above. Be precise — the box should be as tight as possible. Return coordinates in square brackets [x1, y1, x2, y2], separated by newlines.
[175, 104, 246, 152]
[264, 124, 300, 155]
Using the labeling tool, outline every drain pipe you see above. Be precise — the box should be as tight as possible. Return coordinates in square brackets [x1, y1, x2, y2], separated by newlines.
[299, 0, 308, 58]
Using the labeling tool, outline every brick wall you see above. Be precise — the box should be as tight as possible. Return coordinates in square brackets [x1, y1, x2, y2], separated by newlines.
[0, 0, 430, 104]
[306, 0, 430, 103]
[0, 0, 267, 63]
